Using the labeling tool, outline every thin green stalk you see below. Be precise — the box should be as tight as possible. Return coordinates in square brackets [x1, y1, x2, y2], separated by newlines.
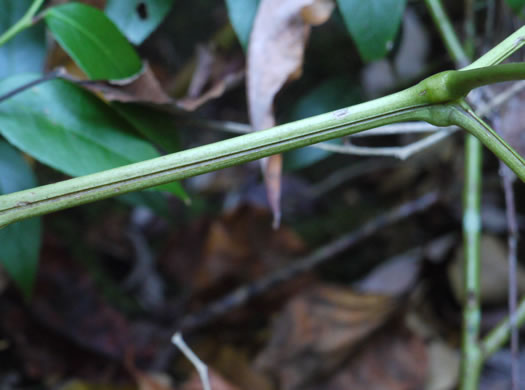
[460, 132, 483, 390]
[463, 0, 476, 59]
[0, 0, 45, 47]
[423, 3, 484, 390]
[482, 296, 525, 358]
[425, 0, 470, 67]
[466, 27, 525, 69]
[450, 104, 525, 178]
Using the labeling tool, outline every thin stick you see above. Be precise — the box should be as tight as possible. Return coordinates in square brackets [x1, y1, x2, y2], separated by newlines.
[314, 128, 457, 160]
[172, 332, 211, 390]
[0, 70, 63, 104]
[482, 296, 525, 358]
[0, 0, 45, 47]
[179, 192, 438, 331]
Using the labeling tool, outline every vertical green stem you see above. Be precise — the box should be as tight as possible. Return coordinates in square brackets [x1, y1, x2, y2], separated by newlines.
[0, 0, 45, 47]
[424, 1, 484, 389]
[461, 133, 483, 390]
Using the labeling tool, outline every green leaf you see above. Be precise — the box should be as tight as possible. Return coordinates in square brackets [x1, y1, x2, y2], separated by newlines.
[336, 0, 406, 62]
[44, 2, 142, 80]
[105, 0, 175, 45]
[0, 141, 41, 299]
[225, 0, 261, 49]
[505, 0, 525, 13]
[284, 77, 362, 170]
[0, 74, 185, 199]
[0, 0, 46, 78]
[111, 103, 180, 153]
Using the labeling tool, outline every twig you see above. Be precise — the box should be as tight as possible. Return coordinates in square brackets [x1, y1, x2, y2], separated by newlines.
[0, 0, 45, 47]
[172, 332, 211, 390]
[0, 69, 64, 104]
[190, 118, 449, 137]
[178, 192, 439, 331]
[314, 128, 457, 160]
[502, 165, 520, 390]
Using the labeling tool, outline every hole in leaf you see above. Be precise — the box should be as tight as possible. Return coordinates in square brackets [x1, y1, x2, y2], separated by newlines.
[136, 2, 148, 19]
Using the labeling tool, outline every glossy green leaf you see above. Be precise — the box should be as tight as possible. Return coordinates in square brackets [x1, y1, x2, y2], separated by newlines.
[0, 0, 46, 78]
[0, 74, 185, 199]
[44, 3, 142, 80]
[284, 77, 362, 170]
[225, 0, 261, 49]
[105, 0, 175, 45]
[336, 0, 406, 62]
[505, 0, 525, 13]
[111, 103, 180, 153]
[0, 141, 41, 298]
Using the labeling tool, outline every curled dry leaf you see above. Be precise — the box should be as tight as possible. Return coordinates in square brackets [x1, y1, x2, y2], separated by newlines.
[177, 45, 245, 111]
[88, 63, 173, 104]
[255, 283, 395, 390]
[247, 0, 335, 227]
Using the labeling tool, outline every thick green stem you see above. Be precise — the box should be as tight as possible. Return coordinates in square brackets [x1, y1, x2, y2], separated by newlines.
[424, 3, 484, 390]
[423, 64, 525, 103]
[0, 0, 45, 47]
[0, 99, 435, 228]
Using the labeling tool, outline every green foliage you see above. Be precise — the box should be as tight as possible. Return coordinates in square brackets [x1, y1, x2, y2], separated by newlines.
[44, 2, 142, 80]
[0, 75, 185, 198]
[225, 0, 261, 49]
[0, 0, 46, 78]
[336, 0, 407, 62]
[284, 77, 362, 170]
[0, 141, 41, 299]
[105, 0, 175, 45]
[111, 103, 180, 153]
[505, 0, 525, 13]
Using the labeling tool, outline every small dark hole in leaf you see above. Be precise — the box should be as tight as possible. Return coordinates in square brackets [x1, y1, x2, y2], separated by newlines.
[137, 2, 148, 20]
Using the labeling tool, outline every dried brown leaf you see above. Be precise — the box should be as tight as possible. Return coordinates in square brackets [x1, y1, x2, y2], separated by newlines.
[255, 284, 394, 390]
[247, 0, 334, 226]
[177, 46, 245, 111]
[85, 63, 173, 104]
[306, 323, 428, 390]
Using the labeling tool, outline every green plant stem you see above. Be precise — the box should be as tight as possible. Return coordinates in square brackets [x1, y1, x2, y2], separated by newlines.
[460, 132, 483, 390]
[466, 26, 525, 69]
[0, 104, 432, 228]
[425, 0, 470, 67]
[424, 3, 484, 390]
[2, 65, 525, 228]
[0, 0, 45, 47]
[0, 24, 525, 227]
[424, 64, 525, 103]
[451, 104, 525, 178]
[482, 296, 525, 358]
